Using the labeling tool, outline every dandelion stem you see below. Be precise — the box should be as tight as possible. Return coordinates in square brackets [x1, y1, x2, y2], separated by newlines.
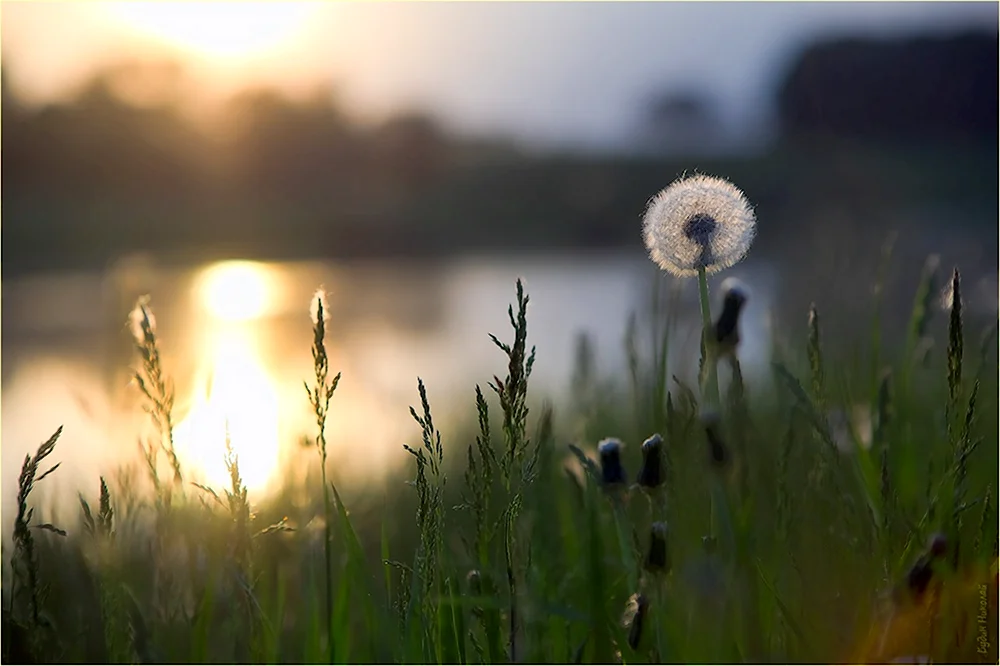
[697, 267, 724, 544]
[697, 267, 721, 410]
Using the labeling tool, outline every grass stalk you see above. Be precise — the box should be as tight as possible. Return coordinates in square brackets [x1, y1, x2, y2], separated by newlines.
[304, 291, 342, 661]
[807, 303, 825, 407]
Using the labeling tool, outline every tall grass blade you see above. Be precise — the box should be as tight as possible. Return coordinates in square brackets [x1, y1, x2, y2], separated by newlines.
[807, 302, 825, 405]
[946, 268, 964, 426]
[902, 254, 940, 381]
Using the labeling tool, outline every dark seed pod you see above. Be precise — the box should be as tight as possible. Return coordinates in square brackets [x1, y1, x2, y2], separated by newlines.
[904, 533, 950, 600]
[466, 569, 482, 596]
[906, 556, 934, 598]
[598, 438, 627, 487]
[637, 434, 664, 489]
[713, 278, 749, 357]
[926, 532, 948, 559]
[627, 593, 649, 650]
[645, 522, 670, 575]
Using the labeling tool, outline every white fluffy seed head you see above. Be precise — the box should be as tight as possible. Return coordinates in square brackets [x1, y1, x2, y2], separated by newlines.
[642, 174, 756, 277]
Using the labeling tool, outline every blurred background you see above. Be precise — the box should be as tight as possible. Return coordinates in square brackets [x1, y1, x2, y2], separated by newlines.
[2, 2, 997, 518]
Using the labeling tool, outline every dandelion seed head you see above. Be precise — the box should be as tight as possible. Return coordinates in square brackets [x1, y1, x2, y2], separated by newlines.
[310, 288, 329, 325]
[642, 174, 756, 277]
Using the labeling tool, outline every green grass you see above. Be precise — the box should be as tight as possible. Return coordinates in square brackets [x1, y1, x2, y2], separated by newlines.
[2, 256, 997, 664]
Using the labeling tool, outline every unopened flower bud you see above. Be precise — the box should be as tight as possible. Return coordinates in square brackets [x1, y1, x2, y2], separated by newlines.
[637, 434, 664, 489]
[645, 522, 670, 575]
[598, 438, 627, 487]
[466, 569, 482, 595]
[626, 593, 649, 650]
[713, 278, 749, 357]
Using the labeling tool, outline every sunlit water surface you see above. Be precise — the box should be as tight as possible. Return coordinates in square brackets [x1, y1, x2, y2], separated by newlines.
[1, 253, 779, 524]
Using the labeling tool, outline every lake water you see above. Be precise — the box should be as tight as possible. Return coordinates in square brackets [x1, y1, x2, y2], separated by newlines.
[2, 252, 781, 520]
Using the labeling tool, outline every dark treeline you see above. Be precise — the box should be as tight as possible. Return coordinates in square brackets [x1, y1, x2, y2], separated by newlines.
[2, 30, 997, 277]
[779, 30, 997, 142]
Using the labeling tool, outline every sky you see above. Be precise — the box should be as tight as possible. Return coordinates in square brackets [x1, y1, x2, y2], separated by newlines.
[2, 1, 996, 151]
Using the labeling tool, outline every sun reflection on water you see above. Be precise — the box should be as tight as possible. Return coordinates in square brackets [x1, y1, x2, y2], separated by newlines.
[173, 332, 280, 493]
[173, 262, 283, 493]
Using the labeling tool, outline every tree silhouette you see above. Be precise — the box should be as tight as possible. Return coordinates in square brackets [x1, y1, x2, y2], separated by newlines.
[777, 31, 998, 142]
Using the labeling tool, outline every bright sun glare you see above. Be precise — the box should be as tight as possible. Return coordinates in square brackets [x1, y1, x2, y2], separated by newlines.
[103, 2, 316, 61]
[199, 261, 271, 321]
[173, 262, 282, 493]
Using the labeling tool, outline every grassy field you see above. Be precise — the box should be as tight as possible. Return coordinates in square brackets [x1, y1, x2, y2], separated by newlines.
[3, 227, 998, 663]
